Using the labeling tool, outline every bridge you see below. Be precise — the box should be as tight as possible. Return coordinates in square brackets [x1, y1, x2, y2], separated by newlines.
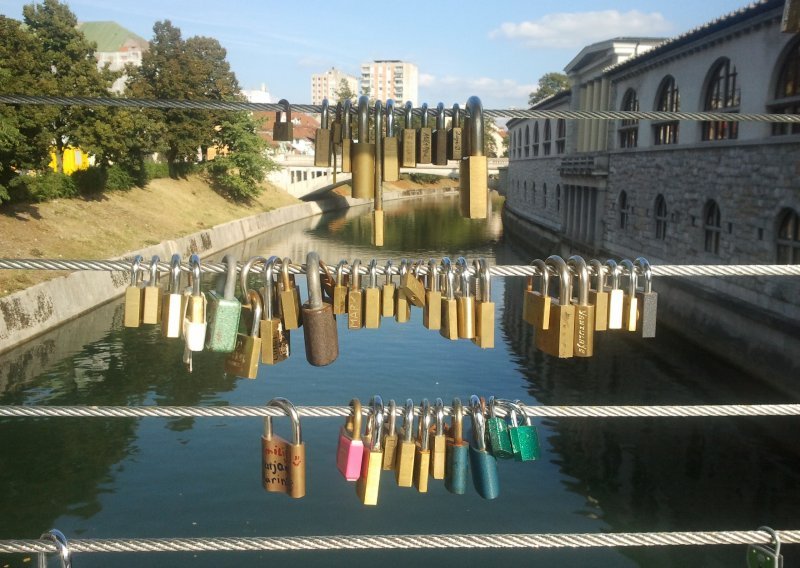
[267, 155, 507, 199]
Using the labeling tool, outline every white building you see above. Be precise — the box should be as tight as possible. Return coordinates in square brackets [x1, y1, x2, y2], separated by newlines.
[77, 21, 148, 94]
[310, 68, 358, 105]
[360, 60, 418, 105]
[242, 84, 272, 104]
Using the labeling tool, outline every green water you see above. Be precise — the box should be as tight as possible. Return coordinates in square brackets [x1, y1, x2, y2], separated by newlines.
[1, 195, 798, 567]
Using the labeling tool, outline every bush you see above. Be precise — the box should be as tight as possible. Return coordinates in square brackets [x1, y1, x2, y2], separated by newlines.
[144, 161, 170, 181]
[9, 172, 77, 202]
[71, 166, 107, 194]
[105, 164, 135, 191]
[409, 173, 442, 184]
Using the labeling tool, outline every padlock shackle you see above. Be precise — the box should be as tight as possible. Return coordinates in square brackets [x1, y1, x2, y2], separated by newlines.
[305, 252, 323, 310]
[605, 259, 620, 290]
[320, 98, 329, 129]
[514, 399, 533, 426]
[247, 289, 262, 336]
[451, 103, 461, 128]
[441, 257, 455, 300]
[280, 257, 293, 289]
[401, 398, 414, 443]
[465, 95, 484, 157]
[386, 399, 397, 437]
[451, 397, 463, 444]
[240, 256, 267, 298]
[545, 255, 571, 306]
[435, 102, 445, 130]
[417, 399, 431, 451]
[367, 395, 384, 451]
[335, 260, 347, 286]
[589, 258, 606, 292]
[357, 95, 369, 142]
[367, 259, 379, 289]
[634, 257, 652, 293]
[342, 99, 352, 138]
[264, 397, 301, 445]
[348, 398, 362, 441]
[374, 100, 383, 142]
[169, 254, 182, 292]
[403, 101, 414, 129]
[434, 398, 445, 434]
[189, 254, 202, 296]
[427, 258, 440, 292]
[532, 259, 548, 295]
[148, 255, 160, 285]
[474, 258, 491, 303]
[262, 256, 279, 320]
[220, 254, 237, 300]
[278, 98, 291, 120]
[385, 99, 395, 137]
[567, 255, 589, 307]
[619, 259, 637, 296]
[334, 100, 342, 127]
[38, 529, 71, 568]
[129, 254, 143, 286]
[384, 260, 394, 286]
[456, 257, 471, 298]
[469, 394, 487, 451]
[420, 102, 429, 128]
[349, 259, 362, 289]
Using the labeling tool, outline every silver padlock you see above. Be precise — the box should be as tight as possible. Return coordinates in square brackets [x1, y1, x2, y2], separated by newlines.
[747, 527, 784, 568]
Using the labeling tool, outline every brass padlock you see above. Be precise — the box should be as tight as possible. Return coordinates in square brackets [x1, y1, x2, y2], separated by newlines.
[381, 260, 395, 318]
[262, 398, 306, 498]
[260, 256, 291, 366]
[440, 257, 459, 340]
[413, 399, 432, 492]
[448, 103, 463, 161]
[535, 256, 575, 358]
[620, 259, 639, 332]
[278, 257, 302, 330]
[429, 398, 447, 479]
[301, 251, 339, 367]
[272, 98, 293, 142]
[382, 99, 400, 182]
[347, 258, 364, 330]
[634, 257, 658, 338]
[341, 98, 352, 173]
[416, 102, 433, 164]
[568, 255, 595, 357]
[364, 259, 382, 329]
[588, 259, 609, 331]
[356, 396, 385, 506]
[459, 96, 488, 219]
[473, 258, 495, 349]
[161, 254, 184, 338]
[400, 260, 426, 308]
[351, 95, 375, 199]
[332, 260, 348, 315]
[395, 398, 416, 487]
[432, 102, 448, 165]
[423, 258, 441, 330]
[124, 255, 144, 328]
[606, 259, 625, 330]
[456, 257, 475, 339]
[142, 255, 163, 325]
[224, 289, 262, 379]
[332, 101, 343, 144]
[314, 98, 332, 167]
[382, 399, 398, 470]
[400, 101, 416, 168]
[395, 259, 411, 323]
[372, 100, 385, 247]
[523, 259, 551, 331]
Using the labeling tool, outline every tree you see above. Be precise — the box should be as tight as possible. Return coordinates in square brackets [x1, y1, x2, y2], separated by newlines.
[528, 72, 569, 107]
[334, 78, 356, 103]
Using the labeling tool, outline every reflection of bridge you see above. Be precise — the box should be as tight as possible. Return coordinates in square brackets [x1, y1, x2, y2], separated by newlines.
[268, 156, 507, 199]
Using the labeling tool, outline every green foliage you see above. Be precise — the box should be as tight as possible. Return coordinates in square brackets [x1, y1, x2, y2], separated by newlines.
[105, 165, 135, 191]
[144, 161, 172, 181]
[528, 72, 570, 107]
[71, 166, 107, 194]
[409, 173, 442, 184]
[334, 78, 356, 103]
[10, 172, 77, 202]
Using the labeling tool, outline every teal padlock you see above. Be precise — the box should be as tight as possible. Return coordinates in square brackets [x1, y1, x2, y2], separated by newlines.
[468, 395, 499, 500]
[205, 254, 242, 352]
[747, 527, 784, 568]
[486, 396, 514, 459]
[444, 397, 469, 495]
[508, 400, 540, 462]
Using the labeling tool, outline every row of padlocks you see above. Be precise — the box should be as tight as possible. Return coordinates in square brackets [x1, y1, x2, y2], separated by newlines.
[123, 252, 657, 375]
[262, 395, 539, 504]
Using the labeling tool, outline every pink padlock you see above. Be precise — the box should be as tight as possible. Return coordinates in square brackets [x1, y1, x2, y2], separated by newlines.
[336, 398, 364, 481]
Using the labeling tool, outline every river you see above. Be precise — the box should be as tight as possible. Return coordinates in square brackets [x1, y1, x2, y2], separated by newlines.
[1, 194, 797, 567]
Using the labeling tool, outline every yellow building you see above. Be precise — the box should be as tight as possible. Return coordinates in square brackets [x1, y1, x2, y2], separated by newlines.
[48, 147, 90, 175]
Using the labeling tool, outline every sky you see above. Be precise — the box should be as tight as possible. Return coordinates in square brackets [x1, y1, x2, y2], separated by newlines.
[0, 0, 754, 109]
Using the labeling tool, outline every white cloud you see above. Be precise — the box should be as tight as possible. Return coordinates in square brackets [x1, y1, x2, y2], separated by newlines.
[418, 73, 436, 87]
[419, 75, 536, 110]
[490, 10, 672, 49]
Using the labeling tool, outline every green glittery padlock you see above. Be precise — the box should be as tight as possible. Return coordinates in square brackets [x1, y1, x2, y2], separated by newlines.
[508, 400, 540, 462]
[486, 397, 514, 459]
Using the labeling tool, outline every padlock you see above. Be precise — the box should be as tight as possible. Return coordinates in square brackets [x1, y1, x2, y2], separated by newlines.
[124, 255, 144, 328]
[336, 399, 364, 481]
[440, 257, 459, 340]
[237, 255, 266, 332]
[568, 255, 595, 357]
[589, 259, 609, 331]
[341, 99, 352, 173]
[447, 103, 463, 161]
[459, 96, 488, 219]
[382, 99, 400, 182]
[432, 102, 448, 165]
[486, 396, 514, 459]
[395, 259, 411, 324]
[381, 399, 398, 470]
[142, 255, 163, 325]
[473, 258, 495, 349]
[332, 260, 348, 315]
[262, 397, 305, 498]
[445, 397, 469, 495]
[606, 259, 625, 330]
[394, 398, 416, 487]
[37, 529, 71, 568]
[634, 257, 658, 338]
[332, 101, 343, 144]
[620, 259, 638, 332]
[372, 100, 385, 248]
[381, 260, 395, 318]
[456, 257, 476, 339]
[747, 527, 784, 568]
[468, 395, 499, 500]
[508, 400, 540, 462]
[347, 258, 364, 330]
[205, 254, 241, 353]
[301, 251, 339, 366]
[278, 257, 302, 330]
[351, 95, 375, 199]
[356, 395, 385, 506]
[224, 289, 262, 379]
[261, 256, 291, 366]
[429, 398, 447, 479]
[182, 254, 207, 353]
[416, 102, 433, 164]
[413, 399, 432, 493]
[364, 259, 382, 329]
[423, 258, 441, 330]
[161, 254, 184, 338]
[314, 98, 332, 167]
[400, 259, 426, 308]
[535, 255, 575, 358]
[400, 101, 417, 168]
[523, 259, 551, 331]
[272, 98, 293, 142]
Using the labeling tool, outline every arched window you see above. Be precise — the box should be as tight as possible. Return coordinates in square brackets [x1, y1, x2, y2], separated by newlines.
[619, 191, 629, 230]
[703, 58, 740, 140]
[556, 184, 561, 212]
[532, 122, 540, 156]
[703, 200, 721, 254]
[523, 180, 527, 202]
[654, 76, 679, 145]
[556, 119, 566, 154]
[772, 39, 800, 136]
[619, 88, 639, 148]
[543, 120, 552, 155]
[531, 181, 536, 205]
[654, 194, 668, 240]
[777, 208, 800, 264]
[524, 125, 530, 157]
[543, 183, 548, 208]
